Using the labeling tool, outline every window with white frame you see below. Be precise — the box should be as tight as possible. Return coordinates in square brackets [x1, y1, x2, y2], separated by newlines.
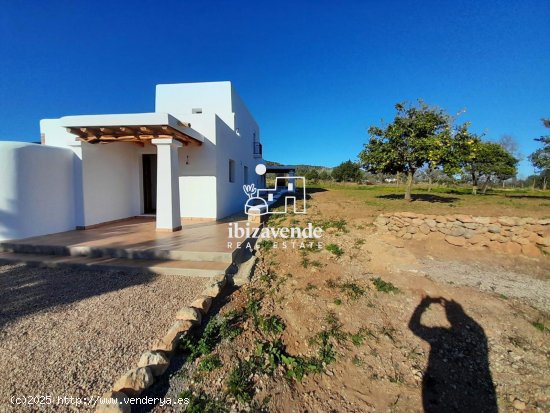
[229, 159, 235, 183]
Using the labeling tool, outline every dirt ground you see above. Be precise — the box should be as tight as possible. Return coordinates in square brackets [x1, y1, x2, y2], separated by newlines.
[146, 186, 549, 413]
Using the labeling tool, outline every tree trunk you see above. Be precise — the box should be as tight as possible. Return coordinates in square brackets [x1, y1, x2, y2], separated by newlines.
[396, 171, 400, 187]
[428, 175, 433, 193]
[544, 177, 548, 190]
[482, 177, 491, 194]
[531, 177, 536, 191]
[404, 170, 414, 201]
[472, 173, 478, 195]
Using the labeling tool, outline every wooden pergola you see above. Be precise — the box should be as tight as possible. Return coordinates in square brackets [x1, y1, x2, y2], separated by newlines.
[66, 123, 202, 147]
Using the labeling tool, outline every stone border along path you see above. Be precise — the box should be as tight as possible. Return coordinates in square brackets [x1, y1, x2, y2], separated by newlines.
[94, 272, 228, 413]
[374, 213, 550, 257]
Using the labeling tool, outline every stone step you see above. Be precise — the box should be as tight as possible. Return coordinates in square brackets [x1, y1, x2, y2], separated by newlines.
[0, 242, 234, 264]
[0, 252, 230, 277]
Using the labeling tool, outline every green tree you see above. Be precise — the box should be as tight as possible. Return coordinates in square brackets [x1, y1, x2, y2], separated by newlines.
[528, 118, 550, 190]
[359, 101, 450, 200]
[332, 160, 362, 182]
[462, 141, 518, 194]
[318, 170, 331, 181]
[304, 168, 320, 182]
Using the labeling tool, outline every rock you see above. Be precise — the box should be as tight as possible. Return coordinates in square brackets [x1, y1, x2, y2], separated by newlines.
[190, 295, 212, 314]
[450, 227, 465, 237]
[498, 217, 518, 226]
[445, 235, 466, 247]
[152, 320, 194, 352]
[473, 216, 491, 224]
[455, 214, 473, 223]
[112, 367, 153, 396]
[496, 235, 510, 243]
[522, 244, 541, 257]
[202, 282, 222, 298]
[406, 226, 418, 234]
[537, 218, 550, 225]
[536, 236, 550, 247]
[487, 225, 501, 234]
[419, 224, 430, 235]
[374, 217, 388, 226]
[512, 399, 526, 410]
[412, 218, 424, 226]
[511, 236, 529, 245]
[436, 222, 446, 228]
[138, 351, 170, 376]
[175, 306, 202, 324]
[402, 233, 412, 240]
[163, 320, 193, 344]
[435, 216, 447, 223]
[425, 219, 436, 228]
[212, 274, 227, 288]
[151, 337, 176, 352]
[95, 391, 131, 413]
[399, 212, 417, 218]
[463, 230, 474, 239]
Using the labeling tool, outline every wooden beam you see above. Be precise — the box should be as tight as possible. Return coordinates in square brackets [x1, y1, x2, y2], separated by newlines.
[139, 126, 157, 135]
[119, 126, 137, 136]
[67, 127, 87, 137]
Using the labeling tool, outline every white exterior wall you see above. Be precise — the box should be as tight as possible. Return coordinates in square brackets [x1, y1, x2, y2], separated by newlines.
[0, 142, 75, 241]
[23, 80, 263, 232]
[79, 143, 141, 227]
[156, 81, 262, 219]
[40, 119, 142, 227]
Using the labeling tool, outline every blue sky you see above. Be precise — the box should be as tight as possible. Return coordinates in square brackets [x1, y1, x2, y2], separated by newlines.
[1, 1, 549, 177]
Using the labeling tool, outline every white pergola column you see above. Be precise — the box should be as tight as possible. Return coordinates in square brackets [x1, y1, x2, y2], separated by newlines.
[152, 138, 182, 232]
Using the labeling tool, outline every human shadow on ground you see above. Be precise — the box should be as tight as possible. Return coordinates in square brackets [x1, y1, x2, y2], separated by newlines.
[378, 193, 459, 203]
[0, 263, 155, 329]
[409, 296, 498, 413]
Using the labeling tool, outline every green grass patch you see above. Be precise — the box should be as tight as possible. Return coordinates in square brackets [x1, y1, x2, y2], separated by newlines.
[258, 239, 274, 251]
[340, 281, 366, 299]
[372, 277, 400, 293]
[326, 243, 344, 257]
[531, 321, 548, 332]
[198, 354, 223, 372]
[227, 361, 255, 403]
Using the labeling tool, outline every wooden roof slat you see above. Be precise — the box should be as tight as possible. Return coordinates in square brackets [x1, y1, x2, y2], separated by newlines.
[67, 124, 201, 146]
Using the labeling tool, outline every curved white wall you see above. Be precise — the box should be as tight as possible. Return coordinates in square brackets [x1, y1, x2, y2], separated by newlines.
[0, 142, 76, 241]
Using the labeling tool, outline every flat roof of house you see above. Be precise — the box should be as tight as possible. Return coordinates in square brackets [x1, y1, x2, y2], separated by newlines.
[60, 112, 204, 145]
[265, 165, 297, 173]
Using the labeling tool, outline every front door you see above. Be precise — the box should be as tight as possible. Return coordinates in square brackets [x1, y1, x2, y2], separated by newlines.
[143, 154, 157, 214]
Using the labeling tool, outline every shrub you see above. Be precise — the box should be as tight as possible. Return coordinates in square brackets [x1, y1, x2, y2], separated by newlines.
[326, 244, 344, 257]
[372, 277, 400, 293]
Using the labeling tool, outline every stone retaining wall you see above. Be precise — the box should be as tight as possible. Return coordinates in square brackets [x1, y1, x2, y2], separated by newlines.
[374, 212, 550, 257]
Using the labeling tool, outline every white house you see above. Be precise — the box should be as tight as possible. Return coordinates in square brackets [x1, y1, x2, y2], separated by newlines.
[0, 81, 264, 240]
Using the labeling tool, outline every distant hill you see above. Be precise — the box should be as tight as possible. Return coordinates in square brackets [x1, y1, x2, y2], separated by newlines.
[264, 160, 333, 171]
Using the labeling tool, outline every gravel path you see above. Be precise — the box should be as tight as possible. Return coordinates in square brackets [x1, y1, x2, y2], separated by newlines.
[0, 263, 210, 412]
[405, 258, 550, 312]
